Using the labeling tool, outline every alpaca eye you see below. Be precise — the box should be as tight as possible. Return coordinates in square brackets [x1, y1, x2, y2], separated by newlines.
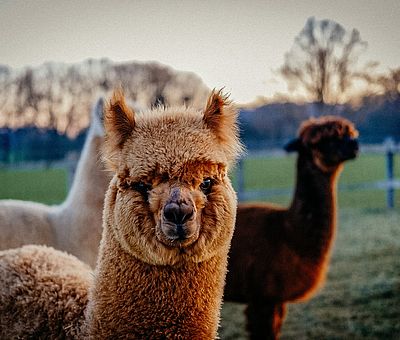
[200, 178, 213, 194]
[131, 182, 152, 196]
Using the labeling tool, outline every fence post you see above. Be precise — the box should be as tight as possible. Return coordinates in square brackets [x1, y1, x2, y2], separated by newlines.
[385, 137, 395, 209]
[237, 158, 245, 202]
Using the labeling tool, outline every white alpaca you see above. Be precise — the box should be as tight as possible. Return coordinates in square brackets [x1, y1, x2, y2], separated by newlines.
[0, 98, 111, 267]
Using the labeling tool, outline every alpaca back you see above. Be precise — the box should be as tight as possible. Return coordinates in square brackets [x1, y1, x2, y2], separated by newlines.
[0, 200, 54, 250]
[0, 245, 92, 339]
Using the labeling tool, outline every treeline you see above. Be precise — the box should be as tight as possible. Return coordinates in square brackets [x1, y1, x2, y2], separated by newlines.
[0, 59, 209, 137]
[0, 59, 211, 163]
[0, 58, 399, 163]
[240, 95, 400, 149]
[2, 92, 398, 164]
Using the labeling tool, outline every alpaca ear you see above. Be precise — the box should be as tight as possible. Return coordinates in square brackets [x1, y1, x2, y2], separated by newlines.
[104, 90, 135, 149]
[93, 97, 105, 122]
[284, 138, 302, 153]
[203, 89, 234, 140]
[90, 97, 105, 137]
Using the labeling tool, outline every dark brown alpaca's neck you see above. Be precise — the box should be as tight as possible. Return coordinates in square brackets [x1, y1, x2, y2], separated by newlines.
[87, 229, 225, 339]
[288, 155, 339, 260]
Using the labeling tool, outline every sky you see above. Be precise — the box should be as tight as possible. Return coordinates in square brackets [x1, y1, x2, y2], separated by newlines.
[0, 0, 399, 104]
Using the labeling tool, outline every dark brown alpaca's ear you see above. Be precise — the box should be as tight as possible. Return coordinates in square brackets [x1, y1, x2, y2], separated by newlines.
[105, 90, 135, 149]
[284, 138, 302, 153]
[203, 89, 234, 141]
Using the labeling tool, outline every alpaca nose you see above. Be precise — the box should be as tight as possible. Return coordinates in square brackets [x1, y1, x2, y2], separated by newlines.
[344, 136, 359, 151]
[162, 187, 196, 240]
[163, 201, 194, 226]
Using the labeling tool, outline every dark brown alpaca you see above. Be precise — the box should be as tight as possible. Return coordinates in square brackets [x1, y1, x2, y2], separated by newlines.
[224, 116, 359, 339]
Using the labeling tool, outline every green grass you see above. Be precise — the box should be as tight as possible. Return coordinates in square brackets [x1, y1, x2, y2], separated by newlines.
[231, 152, 400, 209]
[282, 208, 400, 339]
[241, 153, 400, 187]
[0, 167, 67, 204]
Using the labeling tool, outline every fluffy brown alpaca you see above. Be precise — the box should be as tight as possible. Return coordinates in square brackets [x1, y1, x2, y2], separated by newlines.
[224, 116, 359, 340]
[86, 89, 242, 338]
[0, 98, 110, 267]
[0, 89, 242, 339]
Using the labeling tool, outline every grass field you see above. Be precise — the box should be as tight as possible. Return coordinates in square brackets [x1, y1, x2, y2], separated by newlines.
[0, 152, 399, 339]
[232, 152, 400, 209]
[220, 208, 400, 339]
[0, 167, 67, 204]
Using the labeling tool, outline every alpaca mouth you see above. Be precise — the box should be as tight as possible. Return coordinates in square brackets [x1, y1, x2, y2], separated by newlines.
[157, 220, 199, 248]
[346, 151, 358, 160]
[344, 139, 359, 160]
[343, 146, 359, 160]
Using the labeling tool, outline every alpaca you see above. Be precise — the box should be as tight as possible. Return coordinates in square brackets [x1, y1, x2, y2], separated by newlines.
[224, 116, 359, 339]
[0, 245, 91, 339]
[0, 98, 110, 267]
[0, 89, 243, 339]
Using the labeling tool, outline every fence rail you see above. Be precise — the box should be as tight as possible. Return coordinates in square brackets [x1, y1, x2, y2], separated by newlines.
[236, 139, 399, 208]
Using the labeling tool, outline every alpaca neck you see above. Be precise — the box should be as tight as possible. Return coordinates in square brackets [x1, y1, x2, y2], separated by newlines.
[52, 132, 109, 266]
[288, 155, 341, 260]
[62, 133, 105, 212]
[87, 228, 226, 339]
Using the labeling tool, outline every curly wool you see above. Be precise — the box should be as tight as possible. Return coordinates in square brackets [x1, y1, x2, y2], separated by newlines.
[0, 245, 92, 339]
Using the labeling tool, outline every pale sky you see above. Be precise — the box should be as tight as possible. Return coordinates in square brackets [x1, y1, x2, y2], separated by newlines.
[0, 0, 399, 103]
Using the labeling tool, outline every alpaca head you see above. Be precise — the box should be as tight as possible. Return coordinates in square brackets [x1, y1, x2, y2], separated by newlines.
[102, 89, 242, 266]
[285, 116, 359, 173]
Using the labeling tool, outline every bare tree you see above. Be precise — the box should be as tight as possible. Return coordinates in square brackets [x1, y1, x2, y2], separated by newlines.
[375, 68, 400, 102]
[279, 17, 369, 106]
[0, 59, 209, 136]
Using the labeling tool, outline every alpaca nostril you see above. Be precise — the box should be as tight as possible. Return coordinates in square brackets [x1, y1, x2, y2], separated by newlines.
[163, 203, 179, 223]
[163, 202, 194, 225]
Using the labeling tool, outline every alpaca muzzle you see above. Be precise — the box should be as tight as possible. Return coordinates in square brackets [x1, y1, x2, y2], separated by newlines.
[342, 137, 359, 160]
[160, 187, 198, 244]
